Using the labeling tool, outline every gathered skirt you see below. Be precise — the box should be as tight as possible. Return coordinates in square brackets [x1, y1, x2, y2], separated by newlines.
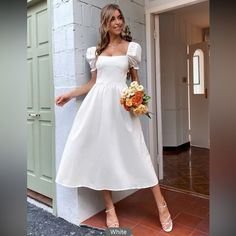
[55, 81, 159, 191]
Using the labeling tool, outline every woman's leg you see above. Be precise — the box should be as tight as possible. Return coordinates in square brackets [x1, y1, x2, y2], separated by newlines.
[150, 184, 173, 231]
[102, 190, 114, 209]
[101, 190, 119, 227]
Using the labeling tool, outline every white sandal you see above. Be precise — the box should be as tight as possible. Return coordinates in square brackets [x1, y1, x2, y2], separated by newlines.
[105, 207, 119, 228]
[157, 201, 173, 232]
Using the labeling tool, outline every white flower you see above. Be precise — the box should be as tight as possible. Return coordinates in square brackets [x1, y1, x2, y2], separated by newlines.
[130, 87, 136, 92]
[127, 88, 132, 94]
[121, 88, 129, 97]
[122, 87, 128, 93]
[137, 85, 144, 91]
[130, 81, 139, 88]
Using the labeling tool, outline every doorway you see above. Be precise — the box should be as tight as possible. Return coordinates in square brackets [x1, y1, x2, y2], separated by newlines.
[147, 1, 209, 196]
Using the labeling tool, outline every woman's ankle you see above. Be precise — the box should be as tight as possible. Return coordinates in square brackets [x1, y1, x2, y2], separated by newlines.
[105, 204, 115, 211]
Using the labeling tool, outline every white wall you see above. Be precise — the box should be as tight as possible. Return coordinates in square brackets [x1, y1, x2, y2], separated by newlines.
[159, 11, 202, 147]
[53, 0, 148, 225]
[53, 0, 82, 224]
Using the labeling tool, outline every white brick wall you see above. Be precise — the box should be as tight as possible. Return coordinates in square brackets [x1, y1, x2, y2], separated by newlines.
[52, 0, 148, 225]
[53, 0, 146, 90]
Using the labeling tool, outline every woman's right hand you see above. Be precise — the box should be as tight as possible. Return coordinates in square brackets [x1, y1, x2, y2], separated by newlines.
[55, 93, 72, 107]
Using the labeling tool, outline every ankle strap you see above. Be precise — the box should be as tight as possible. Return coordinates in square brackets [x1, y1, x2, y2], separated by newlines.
[157, 201, 167, 208]
[105, 207, 115, 213]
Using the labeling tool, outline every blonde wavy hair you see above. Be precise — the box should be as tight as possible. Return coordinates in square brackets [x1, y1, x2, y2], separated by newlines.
[95, 4, 132, 56]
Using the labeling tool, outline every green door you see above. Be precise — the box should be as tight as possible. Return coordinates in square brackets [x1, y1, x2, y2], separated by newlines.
[27, 0, 55, 198]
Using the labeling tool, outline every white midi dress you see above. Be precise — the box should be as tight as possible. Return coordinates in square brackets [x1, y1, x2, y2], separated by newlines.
[55, 41, 159, 191]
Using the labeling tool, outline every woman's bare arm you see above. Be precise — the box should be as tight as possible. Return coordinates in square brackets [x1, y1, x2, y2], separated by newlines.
[55, 70, 97, 106]
[67, 71, 97, 98]
[129, 67, 140, 84]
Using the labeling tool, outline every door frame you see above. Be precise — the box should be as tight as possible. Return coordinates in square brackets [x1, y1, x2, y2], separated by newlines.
[27, 0, 57, 215]
[145, 0, 208, 180]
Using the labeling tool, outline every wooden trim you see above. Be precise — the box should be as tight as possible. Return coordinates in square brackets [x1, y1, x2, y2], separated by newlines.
[27, 188, 52, 207]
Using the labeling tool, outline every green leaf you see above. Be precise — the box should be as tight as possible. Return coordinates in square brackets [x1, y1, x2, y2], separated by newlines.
[143, 96, 150, 100]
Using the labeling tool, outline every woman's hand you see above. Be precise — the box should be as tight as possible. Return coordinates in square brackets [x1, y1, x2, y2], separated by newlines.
[55, 93, 72, 107]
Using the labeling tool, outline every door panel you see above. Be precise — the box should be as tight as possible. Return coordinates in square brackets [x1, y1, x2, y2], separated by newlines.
[39, 121, 53, 178]
[38, 55, 51, 107]
[36, 9, 48, 45]
[27, 60, 34, 108]
[188, 42, 209, 148]
[27, 121, 36, 172]
[27, 0, 54, 198]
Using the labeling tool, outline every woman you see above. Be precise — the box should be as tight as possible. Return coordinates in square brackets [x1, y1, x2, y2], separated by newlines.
[55, 3, 173, 233]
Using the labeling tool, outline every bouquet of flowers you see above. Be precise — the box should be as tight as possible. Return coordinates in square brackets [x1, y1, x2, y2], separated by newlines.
[120, 81, 152, 119]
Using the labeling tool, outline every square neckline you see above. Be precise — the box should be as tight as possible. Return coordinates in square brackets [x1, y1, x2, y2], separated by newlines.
[98, 42, 131, 57]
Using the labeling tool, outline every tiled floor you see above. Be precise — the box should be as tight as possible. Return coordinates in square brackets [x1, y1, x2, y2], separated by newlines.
[81, 187, 209, 235]
[160, 147, 209, 196]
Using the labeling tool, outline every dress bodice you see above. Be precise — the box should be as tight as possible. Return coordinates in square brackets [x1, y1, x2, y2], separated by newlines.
[96, 56, 129, 84]
[86, 42, 141, 85]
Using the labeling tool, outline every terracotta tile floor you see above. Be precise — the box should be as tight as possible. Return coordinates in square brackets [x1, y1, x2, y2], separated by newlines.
[81, 187, 209, 235]
[160, 147, 209, 196]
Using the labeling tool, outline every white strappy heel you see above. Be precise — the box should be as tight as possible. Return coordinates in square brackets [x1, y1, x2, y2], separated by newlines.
[105, 207, 120, 228]
[157, 201, 173, 232]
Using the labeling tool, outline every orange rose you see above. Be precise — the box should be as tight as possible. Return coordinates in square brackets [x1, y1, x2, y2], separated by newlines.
[131, 93, 143, 107]
[133, 104, 148, 116]
[125, 98, 133, 107]
[135, 91, 144, 96]
[124, 103, 131, 111]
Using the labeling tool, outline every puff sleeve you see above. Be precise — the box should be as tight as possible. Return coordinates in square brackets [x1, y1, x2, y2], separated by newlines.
[85, 46, 97, 72]
[127, 42, 142, 70]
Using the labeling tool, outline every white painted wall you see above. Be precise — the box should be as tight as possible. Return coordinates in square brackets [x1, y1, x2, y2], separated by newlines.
[52, 0, 149, 225]
[159, 11, 202, 147]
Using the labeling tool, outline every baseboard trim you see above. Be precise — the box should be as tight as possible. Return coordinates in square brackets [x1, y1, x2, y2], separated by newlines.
[163, 142, 190, 154]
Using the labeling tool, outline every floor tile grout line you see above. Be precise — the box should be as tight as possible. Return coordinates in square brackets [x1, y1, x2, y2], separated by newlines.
[131, 222, 162, 232]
